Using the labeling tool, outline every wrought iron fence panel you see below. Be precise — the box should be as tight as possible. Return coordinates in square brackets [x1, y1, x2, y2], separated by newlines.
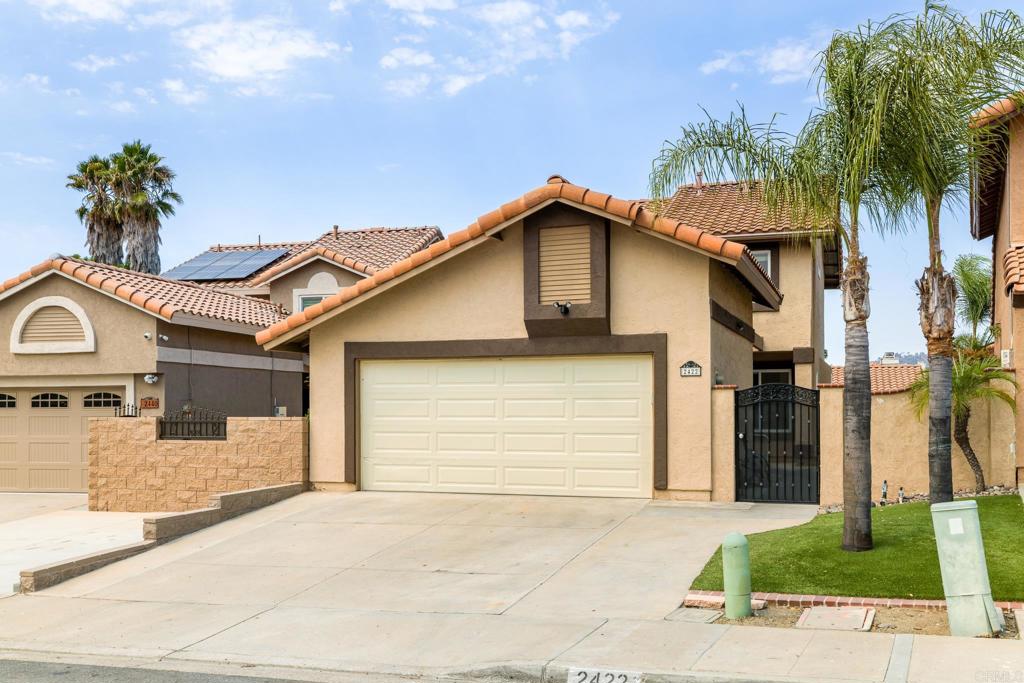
[735, 383, 820, 504]
[159, 407, 227, 441]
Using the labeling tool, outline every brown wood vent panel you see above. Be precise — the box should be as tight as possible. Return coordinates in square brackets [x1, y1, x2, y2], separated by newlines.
[538, 225, 591, 305]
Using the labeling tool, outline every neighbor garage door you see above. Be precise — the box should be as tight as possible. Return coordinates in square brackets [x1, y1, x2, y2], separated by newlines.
[0, 387, 124, 492]
[359, 356, 653, 497]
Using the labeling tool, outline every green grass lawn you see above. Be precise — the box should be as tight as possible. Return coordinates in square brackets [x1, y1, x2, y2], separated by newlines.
[691, 495, 1024, 601]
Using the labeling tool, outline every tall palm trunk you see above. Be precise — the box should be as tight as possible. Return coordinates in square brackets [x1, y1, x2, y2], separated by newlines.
[953, 405, 986, 493]
[125, 219, 161, 274]
[917, 199, 956, 504]
[842, 228, 873, 551]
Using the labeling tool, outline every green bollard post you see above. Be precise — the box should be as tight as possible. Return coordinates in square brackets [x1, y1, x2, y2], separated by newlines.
[723, 532, 752, 619]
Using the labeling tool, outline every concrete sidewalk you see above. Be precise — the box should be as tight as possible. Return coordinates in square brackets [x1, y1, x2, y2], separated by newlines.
[0, 492, 1020, 683]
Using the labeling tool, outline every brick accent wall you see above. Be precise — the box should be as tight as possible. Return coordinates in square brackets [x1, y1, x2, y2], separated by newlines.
[88, 417, 308, 512]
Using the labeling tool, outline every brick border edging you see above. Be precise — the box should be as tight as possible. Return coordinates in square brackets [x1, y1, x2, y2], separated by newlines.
[685, 589, 1024, 611]
[19, 483, 305, 594]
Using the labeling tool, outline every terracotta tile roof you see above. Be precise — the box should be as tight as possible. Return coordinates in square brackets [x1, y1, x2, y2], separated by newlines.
[1, 257, 285, 328]
[646, 181, 838, 236]
[970, 94, 1021, 128]
[171, 226, 442, 289]
[249, 227, 442, 285]
[1003, 245, 1024, 294]
[821, 364, 923, 395]
[257, 174, 782, 347]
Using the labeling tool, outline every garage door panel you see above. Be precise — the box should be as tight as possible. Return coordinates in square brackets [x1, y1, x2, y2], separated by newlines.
[0, 416, 15, 436]
[29, 415, 70, 435]
[29, 442, 71, 463]
[0, 443, 15, 462]
[360, 356, 653, 498]
[29, 469, 70, 490]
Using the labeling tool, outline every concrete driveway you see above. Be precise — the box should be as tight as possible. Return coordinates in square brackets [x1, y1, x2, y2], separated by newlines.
[0, 494, 147, 597]
[0, 491, 815, 675]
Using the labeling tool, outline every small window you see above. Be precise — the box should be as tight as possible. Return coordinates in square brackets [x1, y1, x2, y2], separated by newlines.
[0, 394, 15, 408]
[298, 295, 325, 311]
[753, 369, 792, 386]
[83, 392, 122, 408]
[750, 249, 772, 280]
[31, 393, 68, 408]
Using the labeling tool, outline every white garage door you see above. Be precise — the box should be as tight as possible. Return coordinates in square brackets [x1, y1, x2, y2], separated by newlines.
[0, 387, 124, 492]
[359, 355, 653, 497]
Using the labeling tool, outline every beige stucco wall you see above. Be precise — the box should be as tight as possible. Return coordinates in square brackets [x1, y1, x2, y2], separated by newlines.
[0, 273, 157, 377]
[306, 217, 756, 498]
[709, 264, 754, 389]
[710, 387, 736, 502]
[754, 244, 814, 353]
[268, 260, 362, 312]
[819, 386, 1016, 506]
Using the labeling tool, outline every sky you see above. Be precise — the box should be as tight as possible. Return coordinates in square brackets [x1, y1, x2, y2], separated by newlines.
[0, 0, 1009, 364]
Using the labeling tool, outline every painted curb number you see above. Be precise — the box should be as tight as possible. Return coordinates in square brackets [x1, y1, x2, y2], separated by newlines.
[567, 668, 644, 683]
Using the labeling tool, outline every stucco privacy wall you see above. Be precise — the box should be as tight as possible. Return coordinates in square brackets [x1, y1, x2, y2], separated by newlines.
[88, 416, 307, 512]
[0, 273, 156, 376]
[818, 386, 1015, 506]
[308, 219, 753, 498]
[710, 386, 737, 502]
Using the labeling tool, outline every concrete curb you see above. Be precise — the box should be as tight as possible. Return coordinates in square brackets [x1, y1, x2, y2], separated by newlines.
[685, 589, 1024, 611]
[18, 483, 304, 594]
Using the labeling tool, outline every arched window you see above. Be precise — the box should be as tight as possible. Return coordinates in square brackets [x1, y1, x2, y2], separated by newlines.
[31, 393, 68, 408]
[83, 392, 122, 408]
[0, 394, 15, 408]
[11, 296, 96, 354]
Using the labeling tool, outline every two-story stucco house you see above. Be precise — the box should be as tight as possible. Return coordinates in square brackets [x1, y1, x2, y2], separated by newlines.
[655, 179, 839, 388]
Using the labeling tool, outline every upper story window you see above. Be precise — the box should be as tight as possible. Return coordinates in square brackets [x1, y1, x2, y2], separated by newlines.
[749, 249, 773, 280]
[31, 393, 68, 408]
[10, 296, 96, 355]
[298, 295, 325, 311]
[83, 392, 122, 408]
[0, 394, 15, 408]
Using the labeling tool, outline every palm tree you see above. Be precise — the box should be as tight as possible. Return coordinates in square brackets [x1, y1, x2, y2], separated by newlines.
[874, 4, 1024, 503]
[953, 254, 994, 353]
[66, 155, 123, 265]
[908, 352, 1015, 493]
[109, 140, 182, 274]
[649, 24, 896, 551]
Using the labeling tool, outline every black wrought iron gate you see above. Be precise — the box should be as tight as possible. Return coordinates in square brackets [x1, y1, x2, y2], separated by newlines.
[735, 384, 820, 504]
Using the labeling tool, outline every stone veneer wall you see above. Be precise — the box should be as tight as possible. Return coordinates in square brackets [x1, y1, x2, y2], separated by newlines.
[88, 417, 307, 512]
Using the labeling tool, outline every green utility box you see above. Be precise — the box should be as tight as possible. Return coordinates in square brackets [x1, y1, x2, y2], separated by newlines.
[930, 500, 1004, 637]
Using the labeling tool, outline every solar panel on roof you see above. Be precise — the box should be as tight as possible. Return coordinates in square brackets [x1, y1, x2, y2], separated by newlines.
[162, 248, 289, 281]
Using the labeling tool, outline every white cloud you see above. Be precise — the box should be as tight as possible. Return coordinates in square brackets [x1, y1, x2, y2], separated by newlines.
[175, 17, 341, 92]
[0, 152, 56, 167]
[162, 78, 208, 105]
[471, 1, 540, 25]
[109, 100, 136, 113]
[71, 54, 119, 73]
[698, 36, 823, 86]
[379, 47, 435, 69]
[133, 86, 157, 103]
[384, 0, 456, 11]
[384, 73, 431, 97]
[554, 10, 588, 30]
[328, 0, 361, 12]
[30, 0, 228, 26]
[442, 73, 484, 95]
[21, 73, 53, 93]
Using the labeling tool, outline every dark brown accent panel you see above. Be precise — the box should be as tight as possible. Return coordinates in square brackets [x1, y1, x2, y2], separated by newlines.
[523, 204, 610, 337]
[710, 299, 755, 344]
[792, 346, 816, 364]
[343, 334, 668, 490]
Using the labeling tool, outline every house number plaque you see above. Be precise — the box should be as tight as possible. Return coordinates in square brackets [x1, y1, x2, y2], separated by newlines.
[140, 397, 160, 409]
[679, 361, 702, 377]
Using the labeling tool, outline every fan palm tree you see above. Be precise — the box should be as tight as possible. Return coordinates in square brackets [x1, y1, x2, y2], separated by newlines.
[874, 4, 1024, 503]
[649, 24, 897, 551]
[953, 254, 994, 353]
[66, 155, 123, 265]
[109, 140, 182, 274]
[908, 352, 1015, 493]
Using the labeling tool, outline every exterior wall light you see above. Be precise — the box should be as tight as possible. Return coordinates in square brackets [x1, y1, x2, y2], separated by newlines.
[143, 374, 160, 385]
[552, 301, 572, 316]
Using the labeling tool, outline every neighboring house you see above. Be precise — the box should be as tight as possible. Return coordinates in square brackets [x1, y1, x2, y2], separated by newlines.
[653, 179, 840, 388]
[0, 257, 302, 493]
[258, 174, 781, 501]
[970, 95, 1024, 488]
[164, 226, 443, 314]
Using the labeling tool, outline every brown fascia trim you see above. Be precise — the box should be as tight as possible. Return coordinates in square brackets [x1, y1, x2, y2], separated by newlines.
[731, 241, 780, 288]
[733, 258, 782, 311]
[710, 299, 755, 344]
[522, 205, 610, 337]
[792, 346, 815, 364]
[343, 334, 669, 489]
